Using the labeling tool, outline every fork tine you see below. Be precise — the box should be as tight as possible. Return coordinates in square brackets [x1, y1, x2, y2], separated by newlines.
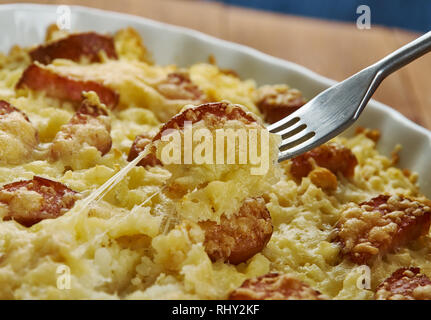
[279, 130, 315, 151]
[272, 31, 431, 163]
[276, 121, 306, 138]
[267, 113, 300, 133]
[278, 136, 316, 162]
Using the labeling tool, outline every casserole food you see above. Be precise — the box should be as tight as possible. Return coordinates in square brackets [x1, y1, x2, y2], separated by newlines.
[0, 4, 430, 300]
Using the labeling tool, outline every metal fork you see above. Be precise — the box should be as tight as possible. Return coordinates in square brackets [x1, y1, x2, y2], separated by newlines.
[268, 31, 431, 162]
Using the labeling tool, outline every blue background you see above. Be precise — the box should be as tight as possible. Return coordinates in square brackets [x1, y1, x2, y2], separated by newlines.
[206, 0, 430, 32]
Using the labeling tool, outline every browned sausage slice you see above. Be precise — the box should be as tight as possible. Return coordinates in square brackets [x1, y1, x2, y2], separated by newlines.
[128, 102, 259, 166]
[290, 142, 358, 180]
[127, 133, 159, 166]
[156, 71, 206, 101]
[256, 85, 306, 123]
[30, 32, 117, 64]
[0, 176, 78, 227]
[333, 195, 431, 265]
[229, 273, 327, 300]
[199, 197, 273, 265]
[16, 63, 118, 109]
[50, 93, 112, 160]
[375, 267, 431, 300]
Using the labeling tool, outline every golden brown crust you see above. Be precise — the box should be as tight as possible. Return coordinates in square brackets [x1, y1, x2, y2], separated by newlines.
[154, 102, 258, 140]
[44, 24, 63, 42]
[156, 71, 206, 101]
[0, 176, 78, 227]
[0, 100, 31, 122]
[128, 102, 259, 167]
[355, 127, 381, 143]
[16, 63, 119, 109]
[256, 84, 306, 124]
[229, 273, 326, 300]
[333, 195, 431, 265]
[30, 32, 117, 64]
[375, 267, 431, 300]
[207, 54, 239, 77]
[114, 27, 153, 64]
[290, 142, 358, 180]
[0, 99, 38, 141]
[199, 197, 273, 265]
[50, 95, 112, 160]
[0, 100, 39, 165]
[75, 96, 109, 118]
[309, 167, 338, 191]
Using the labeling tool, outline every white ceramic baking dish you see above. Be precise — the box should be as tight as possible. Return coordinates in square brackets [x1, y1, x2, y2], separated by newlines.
[1, 3, 430, 196]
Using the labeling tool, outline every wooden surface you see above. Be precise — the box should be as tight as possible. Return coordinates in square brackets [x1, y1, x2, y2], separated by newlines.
[3, 0, 430, 129]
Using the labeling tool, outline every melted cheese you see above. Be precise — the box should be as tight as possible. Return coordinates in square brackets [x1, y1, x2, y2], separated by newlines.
[0, 28, 429, 300]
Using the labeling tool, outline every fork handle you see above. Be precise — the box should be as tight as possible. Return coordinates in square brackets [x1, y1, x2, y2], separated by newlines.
[375, 31, 431, 79]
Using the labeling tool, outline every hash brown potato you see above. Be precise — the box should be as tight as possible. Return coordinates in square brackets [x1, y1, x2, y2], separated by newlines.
[0, 25, 430, 300]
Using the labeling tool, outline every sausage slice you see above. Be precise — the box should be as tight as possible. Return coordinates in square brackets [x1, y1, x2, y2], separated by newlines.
[127, 102, 259, 167]
[16, 63, 118, 109]
[127, 133, 159, 166]
[290, 142, 358, 180]
[30, 32, 117, 64]
[229, 273, 326, 300]
[0, 176, 78, 227]
[256, 84, 306, 123]
[50, 93, 112, 161]
[156, 71, 206, 101]
[333, 195, 431, 265]
[375, 267, 431, 300]
[199, 197, 273, 265]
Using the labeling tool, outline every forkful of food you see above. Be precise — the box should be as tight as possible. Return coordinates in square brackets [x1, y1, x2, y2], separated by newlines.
[268, 31, 431, 162]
